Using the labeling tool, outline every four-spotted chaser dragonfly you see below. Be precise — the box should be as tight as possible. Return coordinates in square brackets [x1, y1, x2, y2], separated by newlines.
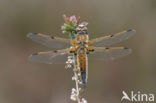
[27, 24, 136, 86]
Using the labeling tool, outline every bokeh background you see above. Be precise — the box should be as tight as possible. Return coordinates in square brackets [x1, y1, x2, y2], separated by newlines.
[0, 0, 156, 103]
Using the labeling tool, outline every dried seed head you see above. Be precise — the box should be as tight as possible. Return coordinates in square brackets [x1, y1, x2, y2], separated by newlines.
[81, 98, 87, 103]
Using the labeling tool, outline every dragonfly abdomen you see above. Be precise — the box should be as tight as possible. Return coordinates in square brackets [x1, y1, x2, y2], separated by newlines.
[77, 49, 87, 86]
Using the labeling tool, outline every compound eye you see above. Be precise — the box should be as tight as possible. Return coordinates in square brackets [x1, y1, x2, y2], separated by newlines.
[76, 27, 81, 32]
[83, 27, 87, 30]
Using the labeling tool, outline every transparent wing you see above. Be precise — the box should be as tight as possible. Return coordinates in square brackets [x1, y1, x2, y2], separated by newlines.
[28, 49, 69, 64]
[27, 33, 70, 49]
[88, 47, 132, 60]
[90, 29, 136, 46]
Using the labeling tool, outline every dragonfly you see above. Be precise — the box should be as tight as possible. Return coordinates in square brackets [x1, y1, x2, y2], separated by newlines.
[27, 24, 136, 86]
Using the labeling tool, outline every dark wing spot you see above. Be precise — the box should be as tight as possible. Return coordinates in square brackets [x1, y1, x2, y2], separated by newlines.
[34, 33, 38, 35]
[105, 47, 109, 49]
[70, 51, 74, 53]
[51, 36, 55, 39]
[32, 52, 38, 55]
[124, 47, 129, 49]
[110, 35, 114, 37]
[127, 29, 132, 32]
[53, 50, 58, 53]
[91, 49, 95, 52]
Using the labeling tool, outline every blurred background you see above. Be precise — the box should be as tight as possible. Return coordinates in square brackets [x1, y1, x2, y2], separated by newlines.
[0, 0, 156, 103]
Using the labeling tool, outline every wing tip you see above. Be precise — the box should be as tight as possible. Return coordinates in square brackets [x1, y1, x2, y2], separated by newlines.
[27, 33, 32, 38]
[28, 55, 33, 62]
[127, 29, 136, 34]
[28, 53, 40, 63]
[27, 32, 39, 38]
[124, 47, 132, 54]
[32, 52, 38, 55]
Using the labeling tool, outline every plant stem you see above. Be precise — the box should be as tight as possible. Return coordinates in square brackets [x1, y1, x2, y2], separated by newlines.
[73, 54, 81, 103]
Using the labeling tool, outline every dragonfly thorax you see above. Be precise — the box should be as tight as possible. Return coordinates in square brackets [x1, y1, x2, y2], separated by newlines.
[76, 33, 89, 42]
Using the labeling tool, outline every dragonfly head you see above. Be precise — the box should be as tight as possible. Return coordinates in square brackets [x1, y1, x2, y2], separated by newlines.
[76, 23, 88, 35]
[76, 23, 89, 42]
